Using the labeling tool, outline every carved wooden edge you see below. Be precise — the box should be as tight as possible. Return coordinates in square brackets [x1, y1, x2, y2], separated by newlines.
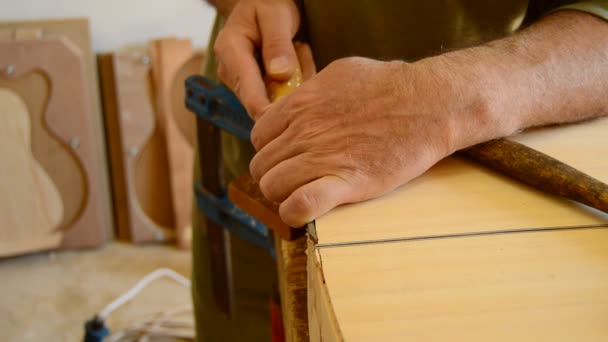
[98, 54, 131, 241]
[227, 173, 309, 340]
[0, 37, 109, 248]
[276, 235, 309, 342]
[307, 239, 344, 342]
[149, 37, 197, 249]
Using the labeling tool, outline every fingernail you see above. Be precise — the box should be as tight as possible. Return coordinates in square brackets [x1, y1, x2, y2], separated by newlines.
[269, 56, 289, 75]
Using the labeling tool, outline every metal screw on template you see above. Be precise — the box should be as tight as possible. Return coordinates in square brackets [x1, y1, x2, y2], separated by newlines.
[5, 64, 15, 76]
[141, 56, 151, 65]
[122, 111, 132, 121]
[129, 147, 138, 157]
[70, 137, 80, 150]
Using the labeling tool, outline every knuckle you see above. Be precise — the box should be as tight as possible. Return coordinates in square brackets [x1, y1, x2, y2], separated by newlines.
[213, 34, 227, 56]
[279, 93, 310, 123]
[249, 157, 263, 181]
[214, 30, 239, 60]
[290, 188, 317, 219]
[250, 126, 262, 150]
[259, 176, 279, 202]
[328, 56, 365, 71]
[263, 35, 289, 51]
[241, 93, 261, 119]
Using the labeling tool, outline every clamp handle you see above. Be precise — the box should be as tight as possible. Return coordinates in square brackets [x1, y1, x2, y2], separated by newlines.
[185, 76, 253, 141]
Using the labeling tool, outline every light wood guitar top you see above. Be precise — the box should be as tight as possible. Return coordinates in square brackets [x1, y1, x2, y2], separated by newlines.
[308, 117, 608, 341]
[0, 89, 63, 256]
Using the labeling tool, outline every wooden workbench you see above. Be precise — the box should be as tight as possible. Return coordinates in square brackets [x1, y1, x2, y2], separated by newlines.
[306, 117, 608, 341]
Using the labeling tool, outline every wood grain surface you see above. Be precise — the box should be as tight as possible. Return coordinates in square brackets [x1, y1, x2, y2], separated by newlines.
[99, 51, 175, 243]
[309, 117, 608, 341]
[463, 138, 608, 213]
[0, 89, 64, 256]
[0, 71, 84, 232]
[149, 38, 202, 248]
[314, 228, 608, 341]
[314, 118, 608, 246]
[0, 18, 112, 246]
[0, 23, 111, 252]
[275, 236, 309, 342]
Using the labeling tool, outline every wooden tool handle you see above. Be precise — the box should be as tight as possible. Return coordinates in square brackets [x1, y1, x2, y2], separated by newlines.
[462, 139, 608, 214]
[265, 67, 303, 101]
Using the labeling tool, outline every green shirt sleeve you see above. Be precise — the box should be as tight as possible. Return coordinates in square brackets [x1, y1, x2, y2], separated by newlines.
[554, 0, 608, 21]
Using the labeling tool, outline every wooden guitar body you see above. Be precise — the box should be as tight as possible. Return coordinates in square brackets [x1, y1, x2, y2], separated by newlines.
[308, 118, 608, 341]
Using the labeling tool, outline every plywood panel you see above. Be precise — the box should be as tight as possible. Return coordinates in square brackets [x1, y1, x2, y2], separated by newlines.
[99, 51, 175, 243]
[315, 118, 608, 246]
[314, 228, 608, 341]
[0, 18, 113, 245]
[0, 36, 110, 250]
[149, 38, 203, 248]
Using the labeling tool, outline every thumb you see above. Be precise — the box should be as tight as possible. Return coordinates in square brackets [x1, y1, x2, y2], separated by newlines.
[279, 175, 359, 228]
[257, 2, 300, 80]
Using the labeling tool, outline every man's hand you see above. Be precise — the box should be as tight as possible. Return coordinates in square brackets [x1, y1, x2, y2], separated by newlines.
[214, 0, 313, 118]
[249, 57, 512, 227]
[249, 11, 608, 228]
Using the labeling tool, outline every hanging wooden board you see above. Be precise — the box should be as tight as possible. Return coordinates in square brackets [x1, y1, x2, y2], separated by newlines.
[149, 38, 204, 248]
[0, 18, 113, 246]
[98, 51, 175, 243]
[308, 117, 608, 341]
[0, 35, 110, 254]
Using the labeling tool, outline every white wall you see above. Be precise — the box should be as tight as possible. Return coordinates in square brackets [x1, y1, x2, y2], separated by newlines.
[0, 0, 217, 51]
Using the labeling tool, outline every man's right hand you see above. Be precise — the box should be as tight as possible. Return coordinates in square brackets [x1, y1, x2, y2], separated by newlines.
[214, 0, 309, 119]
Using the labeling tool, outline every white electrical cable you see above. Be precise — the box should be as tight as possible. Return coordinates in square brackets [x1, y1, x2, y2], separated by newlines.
[99, 268, 191, 319]
[108, 305, 194, 342]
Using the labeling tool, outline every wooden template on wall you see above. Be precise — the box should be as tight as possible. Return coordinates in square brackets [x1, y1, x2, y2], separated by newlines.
[0, 19, 112, 256]
[99, 40, 203, 246]
[99, 50, 175, 243]
[150, 38, 203, 248]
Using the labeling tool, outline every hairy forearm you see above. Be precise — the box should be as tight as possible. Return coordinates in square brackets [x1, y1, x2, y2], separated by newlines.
[424, 10, 608, 151]
[206, 0, 239, 17]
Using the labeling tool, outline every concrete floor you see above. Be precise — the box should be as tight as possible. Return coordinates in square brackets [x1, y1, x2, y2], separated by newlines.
[0, 242, 192, 341]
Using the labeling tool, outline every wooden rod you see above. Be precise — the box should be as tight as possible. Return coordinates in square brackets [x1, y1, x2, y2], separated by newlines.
[462, 138, 608, 214]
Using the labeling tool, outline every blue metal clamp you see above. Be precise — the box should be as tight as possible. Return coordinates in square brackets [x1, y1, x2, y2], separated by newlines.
[186, 75, 254, 141]
[186, 75, 274, 254]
